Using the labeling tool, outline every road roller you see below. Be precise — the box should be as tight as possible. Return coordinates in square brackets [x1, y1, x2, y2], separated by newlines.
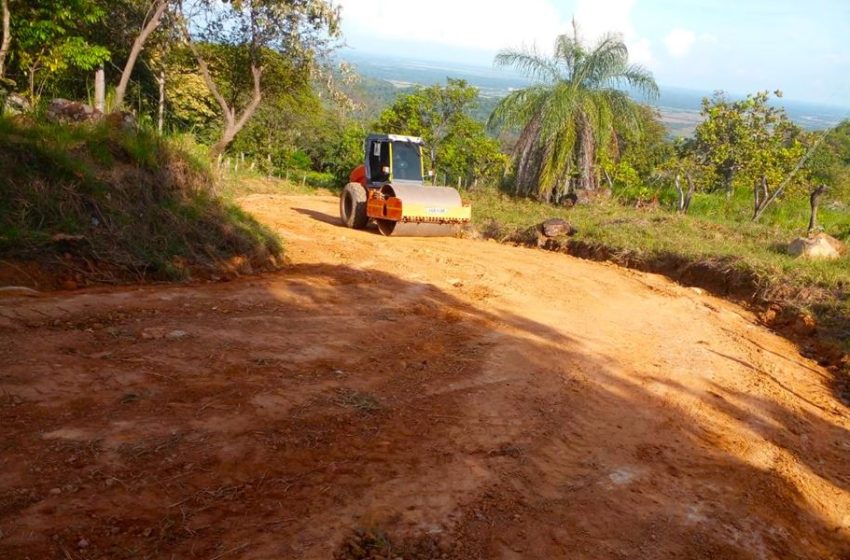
[339, 134, 471, 237]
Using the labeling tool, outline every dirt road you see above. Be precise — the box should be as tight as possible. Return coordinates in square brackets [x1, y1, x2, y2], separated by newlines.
[2, 194, 849, 559]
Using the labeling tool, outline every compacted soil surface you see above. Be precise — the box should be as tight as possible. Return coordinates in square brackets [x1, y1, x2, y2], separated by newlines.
[1, 194, 849, 559]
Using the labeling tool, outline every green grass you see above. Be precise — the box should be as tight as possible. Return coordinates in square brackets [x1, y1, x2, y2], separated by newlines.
[0, 117, 283, 286]
[217, 165, 338, 199]
[467, 187, 850, 348]
[469, 188, 850, 291]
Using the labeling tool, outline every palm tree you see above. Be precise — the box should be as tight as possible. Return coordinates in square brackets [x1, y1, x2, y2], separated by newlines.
[489, 25, 660, 201]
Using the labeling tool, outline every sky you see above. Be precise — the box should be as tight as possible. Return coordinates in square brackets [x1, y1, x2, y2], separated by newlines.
[336, 0, 850, 107]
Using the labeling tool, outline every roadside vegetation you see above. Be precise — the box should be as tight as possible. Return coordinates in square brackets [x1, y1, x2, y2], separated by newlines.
[0, 117, 281, 288]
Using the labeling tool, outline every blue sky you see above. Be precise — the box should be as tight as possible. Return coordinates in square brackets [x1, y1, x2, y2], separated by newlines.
[337, 0, 850, 107]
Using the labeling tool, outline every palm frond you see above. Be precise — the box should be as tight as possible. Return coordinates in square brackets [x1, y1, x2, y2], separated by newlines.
[488, 85, 551, 131]
[605, 63, 660, 100]
[574, 33, 629, 89]
[494, 48, 562, 83]
[553, 33, 582, 79]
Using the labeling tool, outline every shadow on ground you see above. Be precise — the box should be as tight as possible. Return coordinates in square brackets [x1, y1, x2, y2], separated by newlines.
[0, 263, 847, 559]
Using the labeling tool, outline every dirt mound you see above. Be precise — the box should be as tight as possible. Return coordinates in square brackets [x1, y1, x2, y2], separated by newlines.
[0, 117, 281, 289]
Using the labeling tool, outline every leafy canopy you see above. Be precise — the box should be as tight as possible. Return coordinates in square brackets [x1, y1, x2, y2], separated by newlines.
[376, 79, 506, 186]
[11, 0, 110, 97]
[691, 91, 806, 196]
[489, 28, 659, 200]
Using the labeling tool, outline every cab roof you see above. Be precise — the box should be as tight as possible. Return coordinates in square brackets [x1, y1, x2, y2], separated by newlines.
[366, 133, 424, 144]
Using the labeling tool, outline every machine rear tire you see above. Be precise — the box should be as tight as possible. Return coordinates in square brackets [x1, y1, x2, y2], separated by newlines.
[340, 183, 369, 230]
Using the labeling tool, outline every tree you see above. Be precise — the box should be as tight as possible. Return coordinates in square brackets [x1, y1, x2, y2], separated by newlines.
[11, 0, 110, 101]
[806, 120, 850, 202]
[614, 104, 671, 181]
[229, 48, 339, 171]
[488, 23, 659, 201]
[376, 78, 478, 181]
[693, 91, 805, 198]
[376, 80, 506, 187]
[689, 91, 810, 220]
[177, 0, 340, 157]
[112, 0, 168, 111]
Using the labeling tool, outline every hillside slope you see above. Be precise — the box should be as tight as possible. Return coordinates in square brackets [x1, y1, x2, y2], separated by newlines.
[0, 118, 282, 289]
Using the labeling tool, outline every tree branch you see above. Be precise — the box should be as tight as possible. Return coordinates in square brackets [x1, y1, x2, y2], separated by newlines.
[753, 175, 787, 222]
[113, 0, 168, 111]
[177, 4, 233, 125]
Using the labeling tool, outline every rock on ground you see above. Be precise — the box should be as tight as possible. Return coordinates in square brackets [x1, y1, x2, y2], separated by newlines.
[788, 233, 846, 260]
[46, 99, 103, 123]
[541, 218, 573, 238]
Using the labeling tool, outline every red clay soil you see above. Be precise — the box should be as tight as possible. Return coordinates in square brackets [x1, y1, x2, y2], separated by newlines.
[1, 194, 849, 560]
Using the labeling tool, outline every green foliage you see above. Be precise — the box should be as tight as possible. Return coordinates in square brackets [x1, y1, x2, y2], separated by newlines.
[310, 120, 367, 183]
[182, 0, 341, 154]
[691, 91, 807, 197]
[9, 0, 110, 100]
[606, 161, 660, 204]
[489, 30, 659, 200]
[615, 104, 673, 180]
[468, 187, 850, 294]
[376, 79, 507, 186]
[0, 116, 282, 282]
[806, 120, 850, 201]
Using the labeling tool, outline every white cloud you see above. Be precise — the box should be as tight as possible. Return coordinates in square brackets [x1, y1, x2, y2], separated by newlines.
[573, 0, 655, 66]
[627, 38, 654, 67]
[338, 0, 571, 53]
[664, 28, 697, 58]
[339, 0, 654, 67]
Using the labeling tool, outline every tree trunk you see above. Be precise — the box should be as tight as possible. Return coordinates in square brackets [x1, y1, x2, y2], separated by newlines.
[752, 175, 786, 222]
[513, 116, 541, 196]
[205, 64, 263, 158]
[179, 8, 264, 158]
[113, 0, 167, 111]
[578, 118, 596, 191]
[156, 70, 165, 134]
[674, 173, 685, 212]
[753, 175, 765, 220]
[94, 66, 105, 112]
[808, 184, 827, 234]
[683, 173, 695, 213]
[0, 0, 10, 81]
[430, 146, 437, 185]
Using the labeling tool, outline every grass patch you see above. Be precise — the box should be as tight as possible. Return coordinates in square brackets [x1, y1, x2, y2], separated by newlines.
[0, 117, 283, 288]
[467, 187, 850, 349]
[334, 388, 382, 414]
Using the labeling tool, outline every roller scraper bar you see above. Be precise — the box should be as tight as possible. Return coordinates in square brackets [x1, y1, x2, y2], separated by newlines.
[367, 183, 471, 237]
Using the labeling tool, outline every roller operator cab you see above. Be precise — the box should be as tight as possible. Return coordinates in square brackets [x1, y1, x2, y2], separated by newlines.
[339, 134, 471, 237]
